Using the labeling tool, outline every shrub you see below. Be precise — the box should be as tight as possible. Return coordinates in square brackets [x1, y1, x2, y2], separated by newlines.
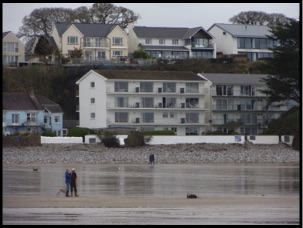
[98, 130, 120, 148]
[67, 127, 95, 141]
[125, 131, 152, 147]
[42, 131, 56, 137]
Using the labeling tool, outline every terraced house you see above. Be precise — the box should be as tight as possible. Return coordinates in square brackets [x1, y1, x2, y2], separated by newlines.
[76, 70, 212, 136]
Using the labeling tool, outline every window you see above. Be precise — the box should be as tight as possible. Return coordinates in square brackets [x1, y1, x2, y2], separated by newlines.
[159, 39, 165, 45]
[12, 113, 19, 124]
[240, 85, 255, 96]
[112, 37, 123, 45]
[164, 97, 176, 108]
[172, 39, 178, 45]
[54, 116, 60, 123]
[3, 112, 6, 123]
[90, 82, 95, 88]
[44, 117, 47, 124]
[216, 99, 233, 110]
[145, 39, 152, 44]
[140, 82, 153, 92]
[141, 97, 154, 108]
[115, 112, 128, 122]
[216, 85, 233, 96]
[116, 97, 128, 107]
[186, 98, 199, 108]
[240, 114, 257, 124]
[114, 81, 128, 92]
[67, 36, 78, 44]
[186, 113, 199, 123]
[27, 113, 37, 123]
[91, 98, 95, 104]
[185, 83, 198, 93]
[113, 51, 123, 56]
[163, 112, 175, 118]
[90, 113, 95, 119]
[142, 112, 154, 123]
[3, 42, 18, 52]
[163, 82, 176, 93]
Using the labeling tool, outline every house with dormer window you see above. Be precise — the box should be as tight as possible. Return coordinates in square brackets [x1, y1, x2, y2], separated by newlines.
[50, 22, 128, 62]
[207, 23, 278, 62]
[128, 25, 216, 60]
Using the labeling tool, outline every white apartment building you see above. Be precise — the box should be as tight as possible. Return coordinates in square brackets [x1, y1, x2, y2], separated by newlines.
[200, 73, 296, 135]
[76, 70, 212, 136]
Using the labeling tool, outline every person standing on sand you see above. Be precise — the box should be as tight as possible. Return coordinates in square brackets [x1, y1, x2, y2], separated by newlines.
[70, 168, 78, 197]
[65, 169, 71, 197]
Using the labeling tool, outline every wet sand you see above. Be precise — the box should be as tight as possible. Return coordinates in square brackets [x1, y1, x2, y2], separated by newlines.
[3, 163, 300, 225]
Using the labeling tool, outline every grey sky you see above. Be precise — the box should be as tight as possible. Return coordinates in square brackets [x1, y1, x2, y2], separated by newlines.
[3, 3, 300, 34]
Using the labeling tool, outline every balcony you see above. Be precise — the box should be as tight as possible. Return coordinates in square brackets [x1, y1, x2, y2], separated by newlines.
[82, 41, 109, 48]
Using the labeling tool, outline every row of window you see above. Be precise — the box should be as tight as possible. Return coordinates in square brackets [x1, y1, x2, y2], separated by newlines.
[67, 36, 123, 45]
[215, 85, 256, 96]
[237, 38, 277, 50]
[90, 112, 200, 123]
[144, 38, 211, 47]
[3, 113, 61, 124]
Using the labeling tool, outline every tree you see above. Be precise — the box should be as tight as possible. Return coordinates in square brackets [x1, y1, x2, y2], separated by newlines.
[229, 11, 291, 28]
[259, 18, 300, 105]
[34, 36, 54, 62]
[17, 4, 139, 42]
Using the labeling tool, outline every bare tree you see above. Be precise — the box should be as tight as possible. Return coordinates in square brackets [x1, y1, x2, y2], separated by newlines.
[229, 11, 290, 28]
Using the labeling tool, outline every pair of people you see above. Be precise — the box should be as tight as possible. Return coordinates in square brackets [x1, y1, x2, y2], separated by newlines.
[65, 168, 78, 197]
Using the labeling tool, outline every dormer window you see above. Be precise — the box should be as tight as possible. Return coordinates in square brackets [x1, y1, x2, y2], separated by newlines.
[159, 39, 165, 45]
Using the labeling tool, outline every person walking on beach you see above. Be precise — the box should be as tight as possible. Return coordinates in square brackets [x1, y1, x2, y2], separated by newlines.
[149, 153, 155, 165]
[65, 169, 72, 197]
[70, 168, 78, 197]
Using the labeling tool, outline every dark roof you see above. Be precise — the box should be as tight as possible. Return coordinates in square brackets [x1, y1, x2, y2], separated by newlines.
[200, 73, 268, 85]
[3, 31, 10, 39]
[133, 26, 212, 39]
[63, 119, 79, 129]
[36, 95, 63, 113]
[54, 22, 121, 37]
[208, 23, 273, 38]
[3, 92, 44, 111]
[93, 70, 206, 81]
[44, 35, 57, 49]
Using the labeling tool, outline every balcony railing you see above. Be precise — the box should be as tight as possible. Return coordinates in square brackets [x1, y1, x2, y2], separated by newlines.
[82, 41, 109, 48]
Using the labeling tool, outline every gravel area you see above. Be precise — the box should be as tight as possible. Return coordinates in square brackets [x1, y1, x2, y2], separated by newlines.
[3, 142, 299, 164]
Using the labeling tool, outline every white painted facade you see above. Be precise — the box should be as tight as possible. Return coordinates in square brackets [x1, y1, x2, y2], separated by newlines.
[76, 70, 213, 136]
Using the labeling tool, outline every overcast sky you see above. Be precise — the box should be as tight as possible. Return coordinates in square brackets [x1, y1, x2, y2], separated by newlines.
[3, 3, 300, 34]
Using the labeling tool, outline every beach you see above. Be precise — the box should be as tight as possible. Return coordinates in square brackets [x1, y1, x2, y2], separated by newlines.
[3, 143, 300, 225]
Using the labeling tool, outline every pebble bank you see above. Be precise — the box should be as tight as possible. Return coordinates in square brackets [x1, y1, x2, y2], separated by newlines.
[3, 143, 299, 164]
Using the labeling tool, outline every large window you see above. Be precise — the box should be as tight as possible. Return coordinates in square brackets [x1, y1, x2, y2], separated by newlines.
[54, 116, 60, 123]
[237, 37, 278, 49]
[112, 37, 123, 45]
[186, 98, 199, 108]
[185, 83, 198, 93]
[141, 97, 154, 108]
[159, 39, 165, 45]
[240, 85, 255, 96]
[12, 113, 19, 124]
[3, 42, 18, 52]
[114, 81, 128, 92]
[142, 112, 154, 123]
[240, 114, 257, 124]
[27, 113, 36, 123]
[216, 85, 233, 96]
[172, 39, 178, 45]
[163, 82, 176, 93]
[145, 39, 152, 44]
[140, 82, 153, 92]
[112, 51, 123, 56]
[67, 36, 78, 44]
[115, 112, 128, 122]
[116, 97, 128, 107]
[186, 113, 199, 123]
[216, 99, 233, 110]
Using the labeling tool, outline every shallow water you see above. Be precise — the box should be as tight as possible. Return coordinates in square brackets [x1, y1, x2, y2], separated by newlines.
[3, 163, 299, 197]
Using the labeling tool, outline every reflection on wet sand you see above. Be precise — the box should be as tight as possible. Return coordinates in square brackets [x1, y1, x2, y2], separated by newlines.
[3, 163, 299, 197]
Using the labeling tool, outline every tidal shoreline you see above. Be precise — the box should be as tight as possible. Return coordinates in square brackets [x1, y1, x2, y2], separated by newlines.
[3, 143, 299, 164]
